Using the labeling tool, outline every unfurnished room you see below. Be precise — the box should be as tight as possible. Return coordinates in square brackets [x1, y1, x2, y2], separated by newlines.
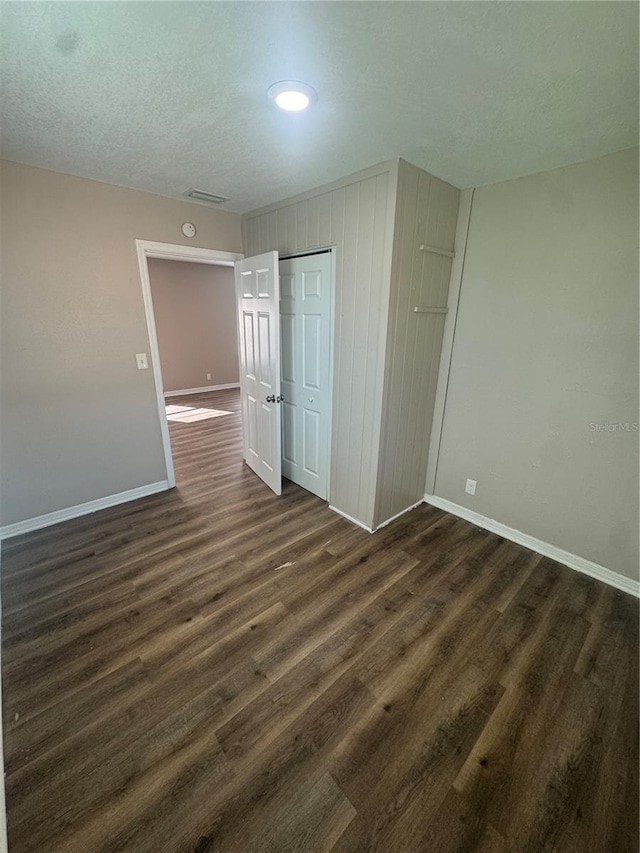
[0, 2, 638, 852]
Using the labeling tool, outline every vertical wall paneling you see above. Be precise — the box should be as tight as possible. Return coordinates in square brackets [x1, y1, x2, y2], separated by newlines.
[318, 193, 332, 247]
[243, 158, 456, 530]
[374, 160, 460, 527]
[365, 172, 400, 524]
[327, 186, 346, 509]
[375, 159, 409, 526]
[243, 162, 398, 528]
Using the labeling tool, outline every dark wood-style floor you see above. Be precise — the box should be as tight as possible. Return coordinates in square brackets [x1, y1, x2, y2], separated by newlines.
[2, 389, 638, 853]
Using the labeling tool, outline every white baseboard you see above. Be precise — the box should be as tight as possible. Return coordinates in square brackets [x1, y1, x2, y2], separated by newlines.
[424, 493, 639, 599]
[375, 499, 425, 531]
[330, 498, 427, 535]
[164, 383, 239, 398]
[328, 505, 374, 533]
[0, 481, 171, 540]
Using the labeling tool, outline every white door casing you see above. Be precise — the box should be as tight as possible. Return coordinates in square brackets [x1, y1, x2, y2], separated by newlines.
[280, 252, 332, 500]
[136, 240, 244, 489]
[234, 251, 282, 495]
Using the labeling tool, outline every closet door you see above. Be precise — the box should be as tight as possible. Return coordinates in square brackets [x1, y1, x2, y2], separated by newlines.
[280, 252, 332, 500]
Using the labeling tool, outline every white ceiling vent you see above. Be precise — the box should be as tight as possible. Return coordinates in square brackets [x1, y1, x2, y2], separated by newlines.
[186, 188, 229, 205]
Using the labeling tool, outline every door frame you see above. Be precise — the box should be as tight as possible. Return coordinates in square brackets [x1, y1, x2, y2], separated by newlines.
[279, 246, 336, 503]
[136, 240, 244, 487]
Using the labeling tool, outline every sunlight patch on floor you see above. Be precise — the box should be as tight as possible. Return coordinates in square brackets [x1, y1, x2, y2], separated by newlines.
[165, 404, 233, 423]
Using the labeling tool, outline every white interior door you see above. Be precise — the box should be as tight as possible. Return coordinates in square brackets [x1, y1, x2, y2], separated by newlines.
[280, 252, 332, 500]
[235, 251, 281, 495]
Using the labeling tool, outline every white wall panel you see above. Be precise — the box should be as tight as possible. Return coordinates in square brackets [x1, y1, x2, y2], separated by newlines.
[243, 162, 397, 527]
[374, 160, 460, 527]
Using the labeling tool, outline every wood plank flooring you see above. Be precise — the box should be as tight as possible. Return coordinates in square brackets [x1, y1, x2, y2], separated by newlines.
[2, 389, 638, 853]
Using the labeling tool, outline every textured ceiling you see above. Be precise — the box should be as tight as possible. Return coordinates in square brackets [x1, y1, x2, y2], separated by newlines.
[1, 2, 637, 214]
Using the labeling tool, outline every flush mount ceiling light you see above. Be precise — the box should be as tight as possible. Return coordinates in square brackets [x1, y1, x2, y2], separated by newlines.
[267, 80, 317, 112]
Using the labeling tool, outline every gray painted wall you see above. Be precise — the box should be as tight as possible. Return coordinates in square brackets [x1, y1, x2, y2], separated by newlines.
[433, 148, 639, 581]
[0, 160, 242, 526]
[148, 259, 239, 392]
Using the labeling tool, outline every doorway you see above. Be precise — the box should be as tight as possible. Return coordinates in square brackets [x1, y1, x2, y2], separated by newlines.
[136, 240, 244, 487]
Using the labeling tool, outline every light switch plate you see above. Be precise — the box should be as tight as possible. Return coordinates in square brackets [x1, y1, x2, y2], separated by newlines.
[136, 353, 149, 370]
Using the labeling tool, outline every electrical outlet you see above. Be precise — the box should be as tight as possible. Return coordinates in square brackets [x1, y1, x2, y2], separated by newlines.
[465, 478, 477, 496]
[206, 373, 212, 381]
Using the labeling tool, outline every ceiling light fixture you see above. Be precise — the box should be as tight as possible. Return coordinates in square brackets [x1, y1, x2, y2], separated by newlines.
[268, 80, 317, 112]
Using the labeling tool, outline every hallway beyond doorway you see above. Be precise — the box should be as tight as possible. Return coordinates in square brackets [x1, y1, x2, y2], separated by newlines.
[166, 388, 242, 489]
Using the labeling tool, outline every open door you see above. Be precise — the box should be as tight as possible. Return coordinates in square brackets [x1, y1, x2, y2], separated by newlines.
[234, 251, 282, 495]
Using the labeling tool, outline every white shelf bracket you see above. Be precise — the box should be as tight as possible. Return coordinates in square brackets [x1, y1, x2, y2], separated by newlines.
[419, 244, 456, 259]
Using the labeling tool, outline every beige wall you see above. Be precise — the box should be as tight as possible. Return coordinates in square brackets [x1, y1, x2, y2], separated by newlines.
[243, 161, 398, 528]
[148, 259, 238, 392]
[374, 160, 459, 527]
[433, 148, 639, 581]
[0, 160, 242, 526]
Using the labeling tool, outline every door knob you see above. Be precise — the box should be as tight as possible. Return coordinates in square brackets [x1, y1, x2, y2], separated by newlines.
[266, 394, 275, 403]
